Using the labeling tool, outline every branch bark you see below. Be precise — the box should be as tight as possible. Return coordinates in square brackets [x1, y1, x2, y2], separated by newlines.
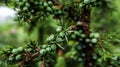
[80, 8, 94, 67]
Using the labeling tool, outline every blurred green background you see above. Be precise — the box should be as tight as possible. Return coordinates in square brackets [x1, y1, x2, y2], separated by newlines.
[0, 0, 120, 67]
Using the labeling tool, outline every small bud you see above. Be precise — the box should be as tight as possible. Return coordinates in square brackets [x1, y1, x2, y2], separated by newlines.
[84, 0, 90, 4]
[46, 47, 51, 52]
[89, 44, 93, 47]
[78, 58, 82, 62]
[8, 57, 14, 61]
[51, 45, 56, 50]
[81, 34, 86, 38]
[76, 46, 82, 50]
[47, 34, 55, 41]
[90, 33, 94, 38]
[76, 21, 82, 26]
[82, 53, 85, 57]
[74, 31, 80, 36]
[40, 49, 46, 55]
[57, 10, 62, 14]
[27, 48, 32, 52]
[68, 40, 76, 46]
[59, 32, 64, 37]
[91, 0, 96, 2]
[97, 59, 102, 63]
[91, 38, 97, 43]
[34, 1, 39, 5]
[25, 3, 30, 7]
[46, 7, 52, 11]
[23, 7, 28, 11]
[93, 55, 97, 59]
[71, 34, 76, 39]
[78, 30, 82, 33]
[52, 6, 57, 10]
[85, 39, 90, 42]
[39, 2, 42, 5]
[94, 33, 99, 38]
[19, 2, 24, 6]
[42, 45, 47, 49]
[48, 1, 52, 5]
[18, 47, 24, 52]
[43, 2, 48, 7]
[56, 37, 63, 42]
[15, 55, 22, 60]
[12, 49, 19, 54]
